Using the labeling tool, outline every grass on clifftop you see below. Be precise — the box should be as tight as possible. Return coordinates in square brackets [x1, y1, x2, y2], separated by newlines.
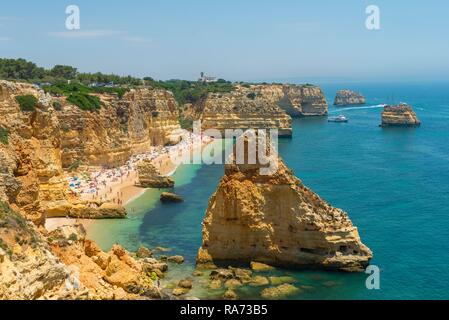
[0, 126, 8, 145]
[15, 95, 38, 112]
[148, 79, 235, 106]
[67, 92, 102, 111]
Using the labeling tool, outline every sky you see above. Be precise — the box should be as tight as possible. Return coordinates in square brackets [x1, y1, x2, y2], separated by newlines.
[0, 0, 448, 82]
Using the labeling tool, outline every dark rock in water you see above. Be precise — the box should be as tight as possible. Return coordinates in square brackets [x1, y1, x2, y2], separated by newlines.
[334, 90, 366, 106]
[160, 192, 184, 203]
[381, 103, 421, 127]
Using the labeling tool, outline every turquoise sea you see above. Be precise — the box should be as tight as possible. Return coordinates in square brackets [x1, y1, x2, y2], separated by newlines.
[87, 81, 449, 300]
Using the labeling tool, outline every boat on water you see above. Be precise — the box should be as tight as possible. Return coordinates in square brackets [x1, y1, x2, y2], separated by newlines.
[328, 115, 348, 123]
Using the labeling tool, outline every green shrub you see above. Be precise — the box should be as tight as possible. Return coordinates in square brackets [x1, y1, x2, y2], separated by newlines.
[52, 101, 63, 111]
[67, 93, 102, 111]
[0, 126, 8, 145]
[247, 92, 257, 100]
[15, 95, 38, 112]
[179, 116, 193, 130]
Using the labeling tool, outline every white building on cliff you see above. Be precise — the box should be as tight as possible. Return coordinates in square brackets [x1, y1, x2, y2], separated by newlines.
[199, 72, 218, 83]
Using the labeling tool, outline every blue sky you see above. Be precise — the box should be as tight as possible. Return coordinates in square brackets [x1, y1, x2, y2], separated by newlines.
[1, 0, 448, 82]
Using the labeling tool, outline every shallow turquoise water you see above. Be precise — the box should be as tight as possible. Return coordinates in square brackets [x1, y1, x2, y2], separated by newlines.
[88, 82, 449, 299]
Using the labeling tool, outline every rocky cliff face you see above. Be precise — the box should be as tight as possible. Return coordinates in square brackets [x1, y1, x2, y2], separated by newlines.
[137, 159, 174, 188]
[197, 143, 372, 272]
[0, 203, 167, 300]
[0, 81, 68, 225]
[334, 90, 366, 106]
[184, 84, 328, 138]
[58, 88, 182, 168]
[381, 104, 421, 127]
[277, 85, 328, 116]
[199, 89, 293, 137]
[0, 81, 181, 225]
[0, 203, 80, 299]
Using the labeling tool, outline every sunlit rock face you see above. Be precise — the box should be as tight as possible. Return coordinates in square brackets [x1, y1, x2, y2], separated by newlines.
[334, 90, 366, 106]
[197, 137, 372, 272]
[0, 81, 181, 225]
[58, 88, 182, 168]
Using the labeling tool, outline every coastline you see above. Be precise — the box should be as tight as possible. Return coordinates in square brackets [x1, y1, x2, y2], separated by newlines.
[45, 134, 211, 232]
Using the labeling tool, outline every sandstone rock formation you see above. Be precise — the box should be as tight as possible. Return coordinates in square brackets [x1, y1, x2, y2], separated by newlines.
[183, 84, 328, 138]
[0, 81, 72, 225]
[198, 90, 293, 137]
[0, 201, 171, 299]
[0, 80, 183, 226]
[334, 90, 366, 106]
[0, 203, 88, 299]
[137, 159, 174, 188]
[49, 225, 168, 300]
[57, 87, 182, 168]
[197, 141, 372, 272]
[160, 192, 184, 203]
[381, 103, 421, 127]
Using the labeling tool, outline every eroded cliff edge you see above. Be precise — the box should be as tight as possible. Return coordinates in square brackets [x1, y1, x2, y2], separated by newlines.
[183, 84, 328, 138]
[0, 80, 181, 225]
[381, 103, 421, 127]
[197, 147, 372, 272]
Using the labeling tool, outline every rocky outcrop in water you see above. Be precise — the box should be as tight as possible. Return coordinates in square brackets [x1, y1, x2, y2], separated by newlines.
[197, 139, 372, 272]
[137, 159, 174, 188]
[334, 90, 366, 106]
[160, 192, 184, 203]
[381, 103, 421, 127]
[57, 88, 182, 168]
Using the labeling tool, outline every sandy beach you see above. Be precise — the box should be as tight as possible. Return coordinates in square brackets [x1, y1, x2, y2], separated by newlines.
[45, 131, 212, 232]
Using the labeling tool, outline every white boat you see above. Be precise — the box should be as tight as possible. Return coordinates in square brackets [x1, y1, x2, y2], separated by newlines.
[328, 115, 348, 123]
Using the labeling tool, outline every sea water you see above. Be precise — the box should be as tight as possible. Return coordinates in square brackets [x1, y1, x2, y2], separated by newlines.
[87, 81, 449, 299]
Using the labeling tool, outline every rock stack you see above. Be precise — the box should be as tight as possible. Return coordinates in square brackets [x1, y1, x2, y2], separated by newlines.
[137, 159, 174, 188]
[334, 90, 366, 106]
[381, 103, 421, 127]
[197, 137, 372, 272]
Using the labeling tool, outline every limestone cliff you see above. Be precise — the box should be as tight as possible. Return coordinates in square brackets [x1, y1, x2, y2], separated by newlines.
[184, 84, 327, 138]
[381, 103, 421, 127]
[199, 90, 293, 137]
[58, 87, 182, 168]
[0, 81, 69, 225]
[0, 203, 167, 300]
[0, 80, 182, 225]
[197, 144, 372, 272]
[137, 159, 174, 188]
[334, 90, 366, 106]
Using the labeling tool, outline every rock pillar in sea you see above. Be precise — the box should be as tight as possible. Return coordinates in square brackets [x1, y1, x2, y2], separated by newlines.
[197, 135, 372, 272]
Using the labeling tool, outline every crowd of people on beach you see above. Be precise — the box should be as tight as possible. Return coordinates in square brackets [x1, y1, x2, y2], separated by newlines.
[67, 130, 210, 205]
